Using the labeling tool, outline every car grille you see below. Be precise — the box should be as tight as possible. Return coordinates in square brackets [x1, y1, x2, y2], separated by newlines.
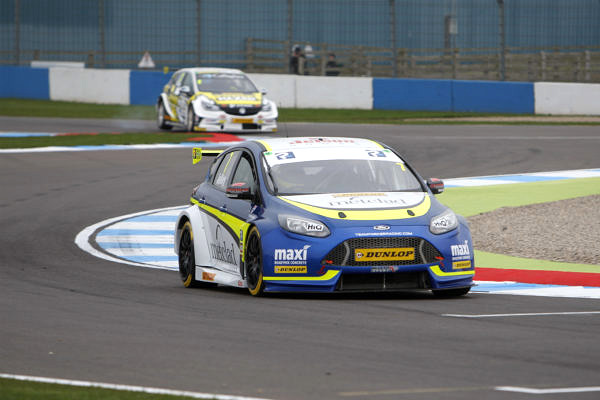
[321, 237, 442, 266]
[337, 271, 431, 291]
[220, 105, 261, 116]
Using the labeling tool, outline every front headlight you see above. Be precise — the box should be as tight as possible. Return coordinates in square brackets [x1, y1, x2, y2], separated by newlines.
[261, 99, 272, 112]
[278, 214, 330, 237]
[429, 209, 458, 235]
[200, 96, 221, 111]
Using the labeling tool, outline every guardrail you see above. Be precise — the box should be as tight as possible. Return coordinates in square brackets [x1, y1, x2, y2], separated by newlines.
[246, 39, 600, 83]
[1, 40, 599, 84]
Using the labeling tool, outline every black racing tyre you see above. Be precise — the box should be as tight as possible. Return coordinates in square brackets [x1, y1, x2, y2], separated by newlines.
[178, 221, 199, 288]
[432, 287, 471, 298]
[245, 226, 264, 296]
[157, 101, 171, 130]
[186, 107, 196, 132]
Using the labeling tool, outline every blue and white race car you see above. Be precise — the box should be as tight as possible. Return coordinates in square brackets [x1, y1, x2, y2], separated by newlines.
[174, 137, 474, 296]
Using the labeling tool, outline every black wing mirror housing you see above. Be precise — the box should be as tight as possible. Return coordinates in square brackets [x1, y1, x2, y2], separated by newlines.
[226, 182, 254, 200]
[426, 178, 444, 194]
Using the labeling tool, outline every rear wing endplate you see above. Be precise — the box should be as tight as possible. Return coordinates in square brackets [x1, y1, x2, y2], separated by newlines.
[193, 147, 223, 164]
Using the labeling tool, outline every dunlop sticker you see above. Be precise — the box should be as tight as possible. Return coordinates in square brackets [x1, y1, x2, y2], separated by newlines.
[354, 248, 415, 262]
[452, 260, 472, 270]
[274, 265, 307, 274]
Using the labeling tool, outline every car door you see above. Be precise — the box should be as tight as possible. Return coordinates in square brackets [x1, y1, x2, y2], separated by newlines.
[226, 150, 260, 222]
[176, 71, 194, 124]
[201, 150, 243, 275]
[168, 72, 185, 120]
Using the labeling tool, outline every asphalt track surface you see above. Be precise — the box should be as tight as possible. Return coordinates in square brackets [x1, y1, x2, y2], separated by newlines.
[1, 118, 600, 399]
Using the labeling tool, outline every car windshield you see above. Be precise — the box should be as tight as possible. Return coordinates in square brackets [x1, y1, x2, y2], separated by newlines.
[195, 73, 257, 93]
[267, 159, 423, 195]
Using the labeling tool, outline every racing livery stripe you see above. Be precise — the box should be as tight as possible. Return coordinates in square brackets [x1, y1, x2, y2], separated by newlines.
[189, 198, 250, 241]
[256, 139, 271, 151]
[278, 194, 431, 220]
[263, 270, 340, 281]
[429, 265, 475, 277]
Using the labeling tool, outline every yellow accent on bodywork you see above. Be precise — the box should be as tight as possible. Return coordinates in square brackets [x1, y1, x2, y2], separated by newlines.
[429, 265, 475, 277]
[192, 148, 223, 164]
[278, 195, 431, 221]
[256, 140, 272, 151]
[191, 91, 261, 106]
[263, 270, 340, 282]
[190, 198, 250, 240]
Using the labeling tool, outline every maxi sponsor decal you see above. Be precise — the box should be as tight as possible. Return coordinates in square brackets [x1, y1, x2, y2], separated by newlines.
[450, 240, 471, 261]
[274, 245, 310, 273]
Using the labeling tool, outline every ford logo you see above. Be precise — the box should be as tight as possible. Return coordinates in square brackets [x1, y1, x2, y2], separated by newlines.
[373, 225, 390, 231]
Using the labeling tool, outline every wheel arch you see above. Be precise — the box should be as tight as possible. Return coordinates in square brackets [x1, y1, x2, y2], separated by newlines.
[158, 93, 175, 118]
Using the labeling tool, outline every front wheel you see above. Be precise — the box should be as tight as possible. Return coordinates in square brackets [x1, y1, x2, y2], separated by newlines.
[178, 221, 199, 288]
[157, 101, 171, 130]
[186, 107, 197, 132]
[245, 227, 264, 296]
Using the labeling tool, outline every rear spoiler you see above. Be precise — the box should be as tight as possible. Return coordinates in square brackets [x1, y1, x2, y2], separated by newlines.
[193, 147, 223, 164]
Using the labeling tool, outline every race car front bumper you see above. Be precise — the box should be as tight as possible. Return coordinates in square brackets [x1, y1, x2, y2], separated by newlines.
[259, 224, 475, 293]
[195, 115, 278, 133]
[191, 104, 278, 133]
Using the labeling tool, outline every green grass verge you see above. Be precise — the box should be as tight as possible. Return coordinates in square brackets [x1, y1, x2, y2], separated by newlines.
[437, 177, 600, 271]
[437, 177, 600, 217]
[0, 378, 205, 400]
[1, 98, 598, 126]
[0, 98, 155, 120]
[0, 132, 211, 149]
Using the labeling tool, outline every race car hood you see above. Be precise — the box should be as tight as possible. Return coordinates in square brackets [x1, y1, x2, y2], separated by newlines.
[198, 91, 262, 106]
[278, 192, 433, 221]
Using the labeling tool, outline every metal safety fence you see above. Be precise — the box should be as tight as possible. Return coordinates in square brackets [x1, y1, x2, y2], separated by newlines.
[1, 0, 599, 82]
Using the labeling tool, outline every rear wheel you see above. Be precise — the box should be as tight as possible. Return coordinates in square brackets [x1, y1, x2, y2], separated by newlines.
[157, 101, 171, 130]
[178, 221, 199, 288]
[432, 287, 471, 297]
[245, 227, 264, 296]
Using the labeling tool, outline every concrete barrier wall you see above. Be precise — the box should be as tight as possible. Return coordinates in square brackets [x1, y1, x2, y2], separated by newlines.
[0, 66, 49, 99]
[247, 73, 297, 108]
[453, 80, 534, 113]
[535, 82, 600, 115]
[50, 68, 130, 104]
[373, 78, 534, 114]
[248, 74, 372, 109]
[373, 78, 452, 111]
[130, 70, 173, 106]
[1, 66, 598, 115]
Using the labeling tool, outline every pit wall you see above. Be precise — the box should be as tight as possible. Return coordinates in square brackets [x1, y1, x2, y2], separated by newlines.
[1, 66, 599, 115]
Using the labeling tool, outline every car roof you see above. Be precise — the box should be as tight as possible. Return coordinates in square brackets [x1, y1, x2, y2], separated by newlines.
[253, 137, 385, 152]
[177, 67, 245, 75]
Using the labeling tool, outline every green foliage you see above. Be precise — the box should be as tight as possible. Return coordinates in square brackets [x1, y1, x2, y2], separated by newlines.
[0, 378, 210, 400]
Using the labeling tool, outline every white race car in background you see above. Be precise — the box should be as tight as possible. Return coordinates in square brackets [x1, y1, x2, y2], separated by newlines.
[157, 67, 278, 133]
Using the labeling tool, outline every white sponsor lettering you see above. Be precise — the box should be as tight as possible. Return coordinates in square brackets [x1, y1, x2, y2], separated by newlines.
[274, 245, 310, 266]
[451, 240, 470, 257]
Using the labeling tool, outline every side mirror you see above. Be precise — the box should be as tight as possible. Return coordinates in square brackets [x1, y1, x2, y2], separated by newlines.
[175, 85, 191, 96]
[426, 178, 444, 194]
[226, 182, 254, 200]
[260, 88, 268, 95]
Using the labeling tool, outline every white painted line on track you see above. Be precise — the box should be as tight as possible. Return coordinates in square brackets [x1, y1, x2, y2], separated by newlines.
[74, 205, 186, 270]
[496, 386, 600, 394]
[0, 373, 274, 400]
[443, 311, 600, 318]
